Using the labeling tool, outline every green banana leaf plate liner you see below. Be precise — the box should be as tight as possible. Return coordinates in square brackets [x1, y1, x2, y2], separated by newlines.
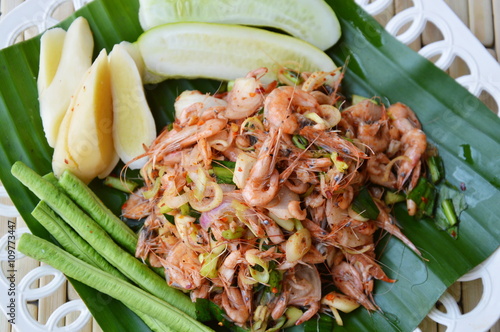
[1, 0, 499, 331]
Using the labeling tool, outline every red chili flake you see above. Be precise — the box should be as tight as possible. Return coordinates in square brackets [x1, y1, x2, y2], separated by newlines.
[421, 196, 428, 203]
[249, 92, 256, 97]
[237, 167, 243, 172]
[255, 87, 265, 93]
[89, 231, 93, 233]
[271, 287, 279, 294]
[460, 182, 466, 191]
[336, 155, 344, 162]
[64, 159, 69, 164]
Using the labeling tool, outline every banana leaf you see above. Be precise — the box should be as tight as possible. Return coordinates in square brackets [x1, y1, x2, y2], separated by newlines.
[0, 0, 499, 331]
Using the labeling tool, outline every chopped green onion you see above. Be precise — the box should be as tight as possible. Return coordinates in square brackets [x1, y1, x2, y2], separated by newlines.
[434, 182, 467, 238]
[268, 212, 295, 231]
[282, 306, 304, 328]
[299, 185, 315, 199]
[441, 199, 458, 227]
[266, 316, 286, 331]
[281, 68, 303, 85]
[142, 177, 161, 199]
[164, 213, 175, 225]
[103, 175, 138, 192]
[199, 252, 220, 279]
[221, 226, 245, 240]
[384, 190, 406, 205]
[350, 187, 380, 220]
[268, 269, 282, 292]
[180, 202, 191, 216]
[351, 94, 378, 105]
[304, 112, 329, 128]
[246, 251, 270, 284]
[292, 135, 309, 149]
[211, 160, 236, 184]
[407, 177, 437, 219]
[427, 155, 445, 184]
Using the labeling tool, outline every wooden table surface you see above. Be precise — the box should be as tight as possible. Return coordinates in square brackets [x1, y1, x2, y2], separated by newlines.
[0, 0, 499, 331]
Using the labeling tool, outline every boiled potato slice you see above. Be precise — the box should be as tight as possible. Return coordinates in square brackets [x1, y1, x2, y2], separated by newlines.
[52, 49, 118, 184]
[109, 43, 156, 169]
[39, 17, 94, 147]
[37, 28, 66, 95]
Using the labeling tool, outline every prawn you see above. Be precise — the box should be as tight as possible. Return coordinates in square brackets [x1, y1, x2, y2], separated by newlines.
[242, 129, 281, 206]
[221, 286, 250, 326]
[387, 102, 421, 136]
[224, 67, 267, 120]
[286, 264, 322, 325]
[264, 85, 320, 134]
[397, 128, 427, 190]
[162, 241, 204, 290]
[366, 153, 397, 189]
[332, 262, 378, 311]
[374, 200, 422, 256]
[344, 99, 390, 153]
[299, 126, 367, 161]
[147, 118, 227, 159]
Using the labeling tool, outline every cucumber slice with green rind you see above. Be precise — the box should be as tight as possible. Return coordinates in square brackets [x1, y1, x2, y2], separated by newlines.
[138, 0, 341, 50]
[137, 22, 336, 84]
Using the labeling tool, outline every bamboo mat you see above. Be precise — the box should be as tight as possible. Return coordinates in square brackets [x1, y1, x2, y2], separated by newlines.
[0, 1, 499, 331]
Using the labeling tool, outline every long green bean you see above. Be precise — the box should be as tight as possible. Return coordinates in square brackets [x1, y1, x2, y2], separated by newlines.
[32, 201, 127, 281]
[11, 161, 196, 318]
[18, 233, 212, 332]
[58, 169, 137, 254]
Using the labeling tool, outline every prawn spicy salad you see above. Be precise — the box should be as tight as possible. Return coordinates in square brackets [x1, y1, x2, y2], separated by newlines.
[120, 66, 445, 329]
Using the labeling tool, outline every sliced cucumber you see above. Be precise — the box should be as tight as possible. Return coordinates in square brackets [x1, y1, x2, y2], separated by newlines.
[137, 22, 336, 84]
[138, 0, 341, 51]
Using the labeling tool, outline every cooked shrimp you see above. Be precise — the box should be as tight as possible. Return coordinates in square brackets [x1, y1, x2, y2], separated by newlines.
[366, 153, 397, 189]
[286, 264, 322, 325]
[397, 128, 427, 189]
[123, 68, 434, 329]
[374, 200, 422, 256]
[148, 118, 227, 158]
[242, 129, 281, 206]
[174, 90, 227, 124]
[300, 126, 367, 161]
[224, 67, 267, 120]
[264, 85, 320, 134]
[163, 241, 203, 290]
[344, 99, 390, 153]
[221, 286, 250, 326]
[332, 261, 378, 311]
[387, 102, 421, 135]
[121, 189, 155, 219]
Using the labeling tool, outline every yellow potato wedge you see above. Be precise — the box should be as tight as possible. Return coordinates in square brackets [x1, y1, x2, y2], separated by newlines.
[37, 28, 66, 95]
[39, 17, 94, 147]
[53, 49, 118, 184]
[109, 43, 156, 169]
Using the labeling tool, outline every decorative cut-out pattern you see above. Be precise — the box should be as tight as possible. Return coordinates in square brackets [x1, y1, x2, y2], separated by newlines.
[355, 0, 500, 115]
